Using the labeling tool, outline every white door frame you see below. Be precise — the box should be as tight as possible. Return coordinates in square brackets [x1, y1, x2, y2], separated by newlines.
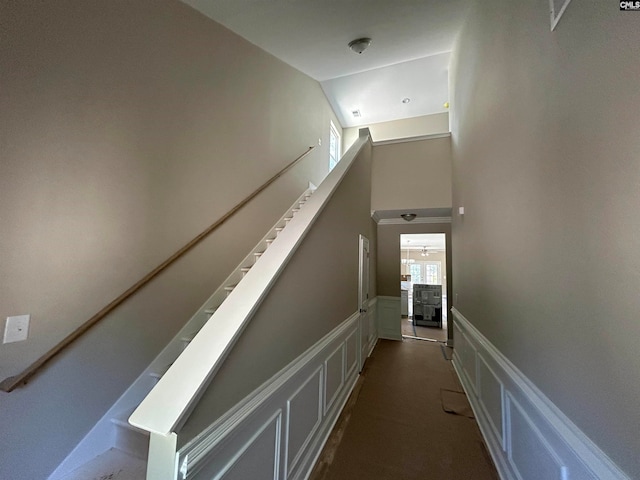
[358, 234, 370, 371]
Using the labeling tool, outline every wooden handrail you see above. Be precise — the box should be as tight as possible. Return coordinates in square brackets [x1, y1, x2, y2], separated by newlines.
[0, 146, 315, 393]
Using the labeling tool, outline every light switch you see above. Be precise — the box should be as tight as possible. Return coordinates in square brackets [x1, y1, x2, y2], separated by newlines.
[4, 314, 30, 344]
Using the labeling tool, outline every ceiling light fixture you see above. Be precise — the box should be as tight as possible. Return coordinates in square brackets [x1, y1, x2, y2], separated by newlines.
[402, 97, 411, 104]
[348, 37, 372, 54]
[400, 213, 417, 222]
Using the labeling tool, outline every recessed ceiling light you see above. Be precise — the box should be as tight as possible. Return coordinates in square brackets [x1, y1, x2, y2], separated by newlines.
[402, 98, 410, 104]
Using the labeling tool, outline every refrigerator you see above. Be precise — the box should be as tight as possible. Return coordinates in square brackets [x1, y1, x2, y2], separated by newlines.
[412, 284, 442, 327]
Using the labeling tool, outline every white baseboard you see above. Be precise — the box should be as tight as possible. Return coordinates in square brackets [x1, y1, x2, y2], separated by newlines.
[376, 296, 401, 341]
[177, 303, 379, 480]
[450, 307, 630, 480]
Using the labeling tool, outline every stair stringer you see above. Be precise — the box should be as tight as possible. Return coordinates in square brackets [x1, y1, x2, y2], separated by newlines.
[47, 184, 316, 480]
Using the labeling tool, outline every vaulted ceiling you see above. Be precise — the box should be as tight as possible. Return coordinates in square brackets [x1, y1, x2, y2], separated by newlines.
[180, 0, 470, 127]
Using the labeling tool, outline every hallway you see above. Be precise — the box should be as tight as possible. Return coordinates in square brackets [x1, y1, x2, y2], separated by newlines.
[310, 339, 499, 480]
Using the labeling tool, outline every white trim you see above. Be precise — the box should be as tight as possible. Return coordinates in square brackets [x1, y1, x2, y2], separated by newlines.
[376, 296, 402, 341]
[214, 411, 282, 480]
[451, 307, 631, 480]
[146, 433, 179, 480]
[323, 344, 345, 416]
[549, 0, 572, 31]
[371, 132, 451, 146]
[285, 367, 323, 476]
[377, 216, 452, 225]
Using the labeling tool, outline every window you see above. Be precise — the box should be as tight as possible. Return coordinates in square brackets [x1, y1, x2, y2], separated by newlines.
[409, 261, 441, 285]
[329, 121, 341, 171]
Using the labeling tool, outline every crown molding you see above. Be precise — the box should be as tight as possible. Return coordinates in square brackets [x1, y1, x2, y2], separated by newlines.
[371, 132, 451, 146]
[377, 216, 451, 225]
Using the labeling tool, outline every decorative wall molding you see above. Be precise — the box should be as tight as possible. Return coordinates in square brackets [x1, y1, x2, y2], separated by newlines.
[376, 296, 401, 341]
[377, 216, 452, 226]
[451, 307, 630, 480]
[177, 302, 379, 480]
[361, 297, 378, 364]
[371, 132, 451, 147]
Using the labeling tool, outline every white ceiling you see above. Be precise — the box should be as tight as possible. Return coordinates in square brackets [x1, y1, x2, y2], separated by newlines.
[180, 0, 469, 127]
[401, 233, 446, 251]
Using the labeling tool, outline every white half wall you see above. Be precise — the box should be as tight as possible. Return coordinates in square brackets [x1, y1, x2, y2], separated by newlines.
[376, 296, 401, 341]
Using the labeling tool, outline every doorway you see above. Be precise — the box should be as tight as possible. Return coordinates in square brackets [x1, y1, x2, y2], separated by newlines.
[400, 233, 447, 342]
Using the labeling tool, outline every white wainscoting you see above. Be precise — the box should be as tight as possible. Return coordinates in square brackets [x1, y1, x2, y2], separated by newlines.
[360, 297, 377, 364]
[178, 301, 378, 480]
[451, 308, 630, 480]
[376, 296, 401, 341]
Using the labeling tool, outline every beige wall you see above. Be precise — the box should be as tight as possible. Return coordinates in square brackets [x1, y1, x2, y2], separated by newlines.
[343, 112, 449, 150]
[0, 2, 341, 478]
[451, 0, 640, 476]
[371, 137, 452, 211]
[377, 223, 452, 302]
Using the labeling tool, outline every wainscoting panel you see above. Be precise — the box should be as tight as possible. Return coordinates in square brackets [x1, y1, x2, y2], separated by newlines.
[477, 354, 504, 449]
[360, 298, 378, 365]
[345, 330, 358, 378]
[180, 409, 282, 480]
[376, 296, 401, 341]
[507, 395, 565, 480]
[451, 308, 630, 480]
[178, 303, 378, 480]
[323, 346, 345, 416]
[286, 368, 323, 475]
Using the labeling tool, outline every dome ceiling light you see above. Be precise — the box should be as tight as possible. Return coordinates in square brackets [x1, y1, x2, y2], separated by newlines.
[348, 37, 372, 54]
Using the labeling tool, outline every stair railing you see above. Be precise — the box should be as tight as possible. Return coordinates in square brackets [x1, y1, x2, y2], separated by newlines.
[0, 146, 316, 393]
[129, 129, 370, 445]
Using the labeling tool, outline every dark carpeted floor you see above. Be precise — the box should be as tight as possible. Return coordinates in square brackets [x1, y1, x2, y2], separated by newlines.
[309, 339, 499, 480]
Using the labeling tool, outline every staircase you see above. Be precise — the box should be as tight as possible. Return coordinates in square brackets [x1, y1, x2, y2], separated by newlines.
[49, 187, 316, 480]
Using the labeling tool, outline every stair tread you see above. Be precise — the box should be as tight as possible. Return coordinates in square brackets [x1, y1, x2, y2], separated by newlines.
[58, 448, 145, 480]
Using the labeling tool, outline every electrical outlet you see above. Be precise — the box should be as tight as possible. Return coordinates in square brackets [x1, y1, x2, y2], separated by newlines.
[4, 315, 30, 344]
